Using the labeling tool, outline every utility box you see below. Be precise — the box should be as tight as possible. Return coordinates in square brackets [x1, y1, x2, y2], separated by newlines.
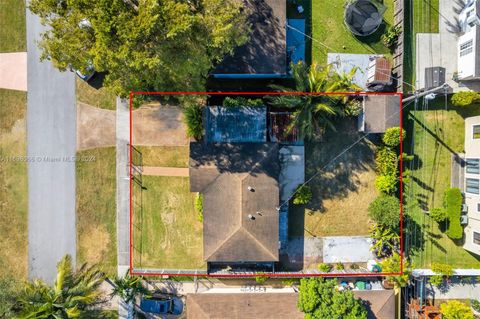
[425, 67, 446, 89]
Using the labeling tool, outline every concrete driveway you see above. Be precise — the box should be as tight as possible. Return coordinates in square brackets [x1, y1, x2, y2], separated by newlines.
[77, 102, 116, 150]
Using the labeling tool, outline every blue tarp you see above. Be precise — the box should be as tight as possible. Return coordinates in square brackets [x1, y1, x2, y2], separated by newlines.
[287, 19, 306, 64]
[205, 106, 267, 143]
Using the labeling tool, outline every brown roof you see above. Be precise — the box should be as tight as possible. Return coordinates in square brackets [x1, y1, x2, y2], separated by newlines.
[353, 290, 396, 319]
[372, 57, 392, 83]
[186, 290, 395, 319]
[362, 95, 401, 133]
[212, 0, 286, 75]
[190, 142, 280, 262]
[186, 293, 303, 319]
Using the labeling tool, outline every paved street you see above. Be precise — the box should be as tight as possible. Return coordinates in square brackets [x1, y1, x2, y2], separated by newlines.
[26, 8, 77, 283]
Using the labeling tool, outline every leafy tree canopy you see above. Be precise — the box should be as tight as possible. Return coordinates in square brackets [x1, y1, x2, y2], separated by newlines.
[298, 278, 367, 319]
[269, 62, 362, 139]
[29, 0, 249, 97]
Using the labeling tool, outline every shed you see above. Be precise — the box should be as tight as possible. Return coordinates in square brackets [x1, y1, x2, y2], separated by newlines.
[358, 95, 401, 133]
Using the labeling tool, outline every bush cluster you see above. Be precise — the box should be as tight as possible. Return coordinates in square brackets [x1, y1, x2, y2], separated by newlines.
[184, 105, 204, 140]
[368, 195, 400, 229]
[429, 207, 447, 222]
[375, 147, 398, 176]
[223, 97, 264, 107]
[444, 188, 463, 239]
[375, 174, 397, 194]
[293, 185, 313, 205]
[451, 91, 480, 107]
[382, 25, 402, 49]
[382, 127, 406, 147]
[195, 193, 203, 222]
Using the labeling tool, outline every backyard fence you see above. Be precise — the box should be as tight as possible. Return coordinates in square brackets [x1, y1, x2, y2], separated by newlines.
[393, 0, 405, 92]
[130, 144, 144, 268]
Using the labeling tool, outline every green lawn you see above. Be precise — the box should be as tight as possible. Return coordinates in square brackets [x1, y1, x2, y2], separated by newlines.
[76, 147, 117, 276]
[289, 119, 376, 237]
[403, 0, 439, 89]
[135, 146, 189, 168]
[76, 78, 116, 110]
[0, 0, 26, 52]
[404, 98, 480, 268]
[132, 176, 205, 270]
[311, 0, 394, 64]
[0, 89, 27, 279]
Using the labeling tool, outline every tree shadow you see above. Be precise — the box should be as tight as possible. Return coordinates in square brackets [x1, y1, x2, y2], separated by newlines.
[303, 119, 376, 212]
[404, 215, 426, 258]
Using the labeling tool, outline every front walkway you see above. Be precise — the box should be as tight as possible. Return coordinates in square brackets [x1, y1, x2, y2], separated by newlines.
[142, 166, 189, 177]
[0, 52, 27, 91]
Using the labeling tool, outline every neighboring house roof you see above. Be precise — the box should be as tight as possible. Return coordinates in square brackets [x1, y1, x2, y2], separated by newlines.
[205, 106, 267, 143]
[360, 95, 401, 133]
[212, 0, 287, 75]
[186, 293, 303, 319]
[190, 142, 280, 262]
[353, 290, 396, 319]
[186, 290, 395, 319]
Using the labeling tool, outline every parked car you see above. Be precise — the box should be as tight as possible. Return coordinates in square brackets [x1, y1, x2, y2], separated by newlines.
[74, 64, 96, 82]
[140, 296, 183, 315]
[461, 203, 468, 214]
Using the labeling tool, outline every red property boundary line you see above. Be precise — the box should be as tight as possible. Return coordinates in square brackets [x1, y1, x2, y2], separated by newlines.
[129, 91, 404, 278]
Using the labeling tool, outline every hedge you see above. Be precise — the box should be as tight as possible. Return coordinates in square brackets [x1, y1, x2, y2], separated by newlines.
[444, 188, 463, 239]
[375, 147, 398, 176]
[451, 91, 480, 107]
[383, 127, 406, 147]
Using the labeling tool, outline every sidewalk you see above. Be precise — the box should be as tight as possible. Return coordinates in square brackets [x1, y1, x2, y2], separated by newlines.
[0, 52, 27, 91]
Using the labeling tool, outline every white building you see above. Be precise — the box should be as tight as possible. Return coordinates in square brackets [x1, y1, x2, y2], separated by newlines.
[463, 116, 480, 256]
[458, 0, 480, 80]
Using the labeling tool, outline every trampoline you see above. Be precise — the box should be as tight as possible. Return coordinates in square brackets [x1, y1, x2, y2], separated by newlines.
[344, 0, 385, 37]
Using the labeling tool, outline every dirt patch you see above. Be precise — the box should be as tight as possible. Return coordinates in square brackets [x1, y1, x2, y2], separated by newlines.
[80, 224, 111, 263]
[132, 103, 188, 146]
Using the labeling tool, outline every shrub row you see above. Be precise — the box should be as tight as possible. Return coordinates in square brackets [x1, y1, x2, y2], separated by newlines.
[444, 188, 463, 239]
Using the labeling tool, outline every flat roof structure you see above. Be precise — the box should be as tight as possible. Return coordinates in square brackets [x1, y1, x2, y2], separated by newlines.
[358, 95, 400, 133]
[212, 0, 287, 77]
[205, 106, 267, 143]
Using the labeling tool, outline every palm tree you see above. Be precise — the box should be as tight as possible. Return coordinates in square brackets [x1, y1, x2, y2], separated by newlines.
[18, 255, 105, 319]
[110, 271, 149, 318]
[270, 62, 362, 139]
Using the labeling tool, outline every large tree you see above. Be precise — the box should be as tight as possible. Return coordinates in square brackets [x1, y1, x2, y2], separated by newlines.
[17, 255, 105, 318]
[29, 0, 249, 96]
[269, 62, 362, 139]
[298, 277, 367, 319]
